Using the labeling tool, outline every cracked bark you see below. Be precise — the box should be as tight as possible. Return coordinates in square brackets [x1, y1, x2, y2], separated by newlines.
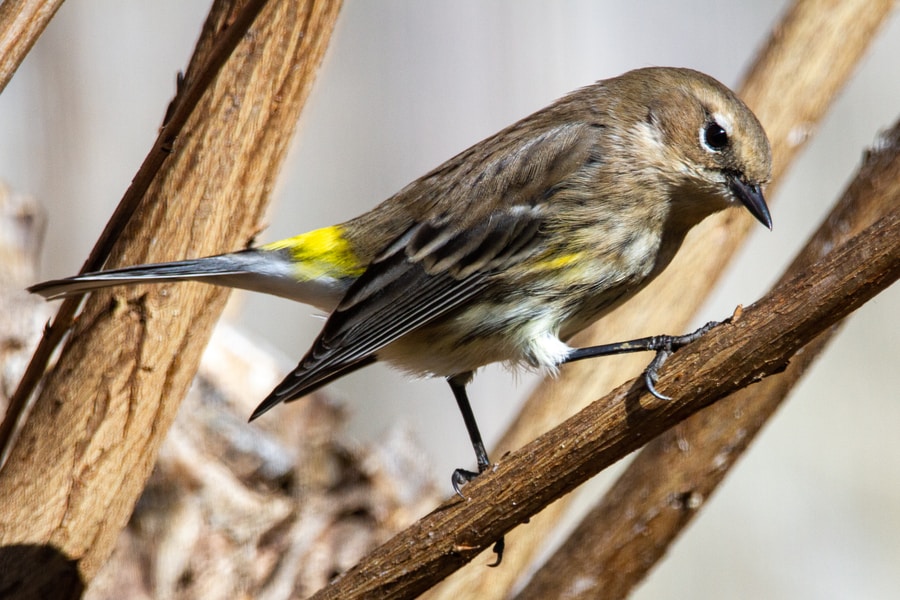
[0, 1, 342, 596]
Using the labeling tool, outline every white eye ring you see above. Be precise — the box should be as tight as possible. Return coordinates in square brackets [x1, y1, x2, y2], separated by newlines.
[702, 121, 729, 151]
[712, 112, 733, 135]
[700, 111, 734, 152]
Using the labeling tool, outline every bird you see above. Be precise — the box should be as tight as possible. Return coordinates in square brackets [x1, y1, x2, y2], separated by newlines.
[30, 66, 772, 496]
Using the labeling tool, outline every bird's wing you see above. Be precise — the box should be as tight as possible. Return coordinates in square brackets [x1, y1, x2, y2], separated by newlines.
[251, 121, 597, 419]
[250, 209, 542, 418]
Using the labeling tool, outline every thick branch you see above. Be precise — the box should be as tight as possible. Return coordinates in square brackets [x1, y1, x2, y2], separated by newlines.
[424, 0, 895, 595]
[516, 118, 900, 600]
[0, 0, 270, 462]
[311, 204, 900, 599]
[0, 0, 341, 595]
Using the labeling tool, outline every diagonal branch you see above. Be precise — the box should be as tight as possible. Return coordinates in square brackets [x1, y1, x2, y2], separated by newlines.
[311, 200, 899, 599]
[425, 0, 895, 595]
[0, 0, 271, 463]
[0, 1, 342, 595]
[0, 0, 65, 94]
[516, 117, 900, 600]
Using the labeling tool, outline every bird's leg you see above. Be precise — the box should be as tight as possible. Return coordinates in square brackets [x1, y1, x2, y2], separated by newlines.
[563, 321, 718, 400]
[447, 374, 505, 567]
[448, 375, 491, 494]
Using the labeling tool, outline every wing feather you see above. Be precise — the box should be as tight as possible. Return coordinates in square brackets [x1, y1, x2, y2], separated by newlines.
[251, 120, 600, 418]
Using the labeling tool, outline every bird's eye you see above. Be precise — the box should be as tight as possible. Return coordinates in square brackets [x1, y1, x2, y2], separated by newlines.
[703, 121, 729, 151]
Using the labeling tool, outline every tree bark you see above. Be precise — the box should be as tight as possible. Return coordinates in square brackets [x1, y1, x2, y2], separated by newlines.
[0, 1, 342, 597]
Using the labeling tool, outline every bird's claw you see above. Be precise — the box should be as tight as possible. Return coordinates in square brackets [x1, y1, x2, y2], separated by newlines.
[644, 349, 673, 400]
[451, 468, 479, 499]
[487, 537, 505, 567]
[451, 466, 506, 566]
[643, 320, 719, 400]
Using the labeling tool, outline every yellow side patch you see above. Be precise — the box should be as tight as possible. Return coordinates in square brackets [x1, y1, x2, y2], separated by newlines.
[263, 225, 365, 280]
[531, 251, 582, 271]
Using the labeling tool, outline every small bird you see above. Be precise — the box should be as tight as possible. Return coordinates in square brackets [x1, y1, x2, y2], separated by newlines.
[31, 67, 772, 494]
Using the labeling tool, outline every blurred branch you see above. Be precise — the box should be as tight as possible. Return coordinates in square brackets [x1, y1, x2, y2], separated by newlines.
[0, 0, 64, 94]
[516, 117, 900, 600]
[311, 202, 900, 599]
[0, 1, 341, 597]
[0, 181, 47, 410]
[425, 0, 895, 596]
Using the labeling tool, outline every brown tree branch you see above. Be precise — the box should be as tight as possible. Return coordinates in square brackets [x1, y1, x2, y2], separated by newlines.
[0, 0, 65, 94]
[516, 117, 900, 600]
[84, 323, 441, 599]
[0, 0, 270, 466]
[425, 0, 895, 595]
[0, 0, 342, 596]
[310, 203, 900, 599]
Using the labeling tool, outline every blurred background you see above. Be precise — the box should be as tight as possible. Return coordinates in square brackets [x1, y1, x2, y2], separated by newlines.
[1, 1, 898, 598]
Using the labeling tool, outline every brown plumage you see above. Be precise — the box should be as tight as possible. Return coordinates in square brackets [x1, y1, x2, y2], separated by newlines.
[31, 68, 772, 499]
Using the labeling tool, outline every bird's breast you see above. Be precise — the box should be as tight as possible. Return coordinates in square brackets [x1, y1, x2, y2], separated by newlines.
[376, 223, 665, 379]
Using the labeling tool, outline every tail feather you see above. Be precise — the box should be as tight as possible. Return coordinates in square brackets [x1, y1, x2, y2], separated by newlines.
[28, 255, 241, 299]
[27, 249, 349, 311]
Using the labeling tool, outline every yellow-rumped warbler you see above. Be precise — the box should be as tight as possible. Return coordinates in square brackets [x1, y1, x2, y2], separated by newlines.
[30, 67, 771, 492]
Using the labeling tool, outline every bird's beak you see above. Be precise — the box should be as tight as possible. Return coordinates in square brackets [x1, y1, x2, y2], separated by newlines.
[728, 175, 772, 230]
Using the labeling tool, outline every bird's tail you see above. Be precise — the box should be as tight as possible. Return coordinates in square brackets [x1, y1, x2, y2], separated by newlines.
[28, 248, 348, 311]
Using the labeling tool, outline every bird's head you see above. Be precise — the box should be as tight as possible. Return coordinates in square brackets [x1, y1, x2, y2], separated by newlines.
[612, 67, 773, 230]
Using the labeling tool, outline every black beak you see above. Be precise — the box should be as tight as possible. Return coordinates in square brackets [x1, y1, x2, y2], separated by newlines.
[729, 176, 772, 230]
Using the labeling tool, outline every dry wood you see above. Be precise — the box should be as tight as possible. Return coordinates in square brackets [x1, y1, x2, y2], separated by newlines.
[0, 1, 342, 597]
[0, 0, 271, 462]
[424, 0, 895, 596]
[310, 203, 900, 599]
[516, 118, 900, 600]
[0, 0, 65, 94]
[84, 323, 439, 599]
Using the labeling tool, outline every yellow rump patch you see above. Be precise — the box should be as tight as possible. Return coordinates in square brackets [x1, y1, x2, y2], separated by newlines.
[263, 226, 364, 280]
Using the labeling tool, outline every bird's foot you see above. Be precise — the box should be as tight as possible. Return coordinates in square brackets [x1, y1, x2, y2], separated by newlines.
[450, 466, 505, 566]
[643, 320, 718, 400]
[451, 468, 480, 498]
